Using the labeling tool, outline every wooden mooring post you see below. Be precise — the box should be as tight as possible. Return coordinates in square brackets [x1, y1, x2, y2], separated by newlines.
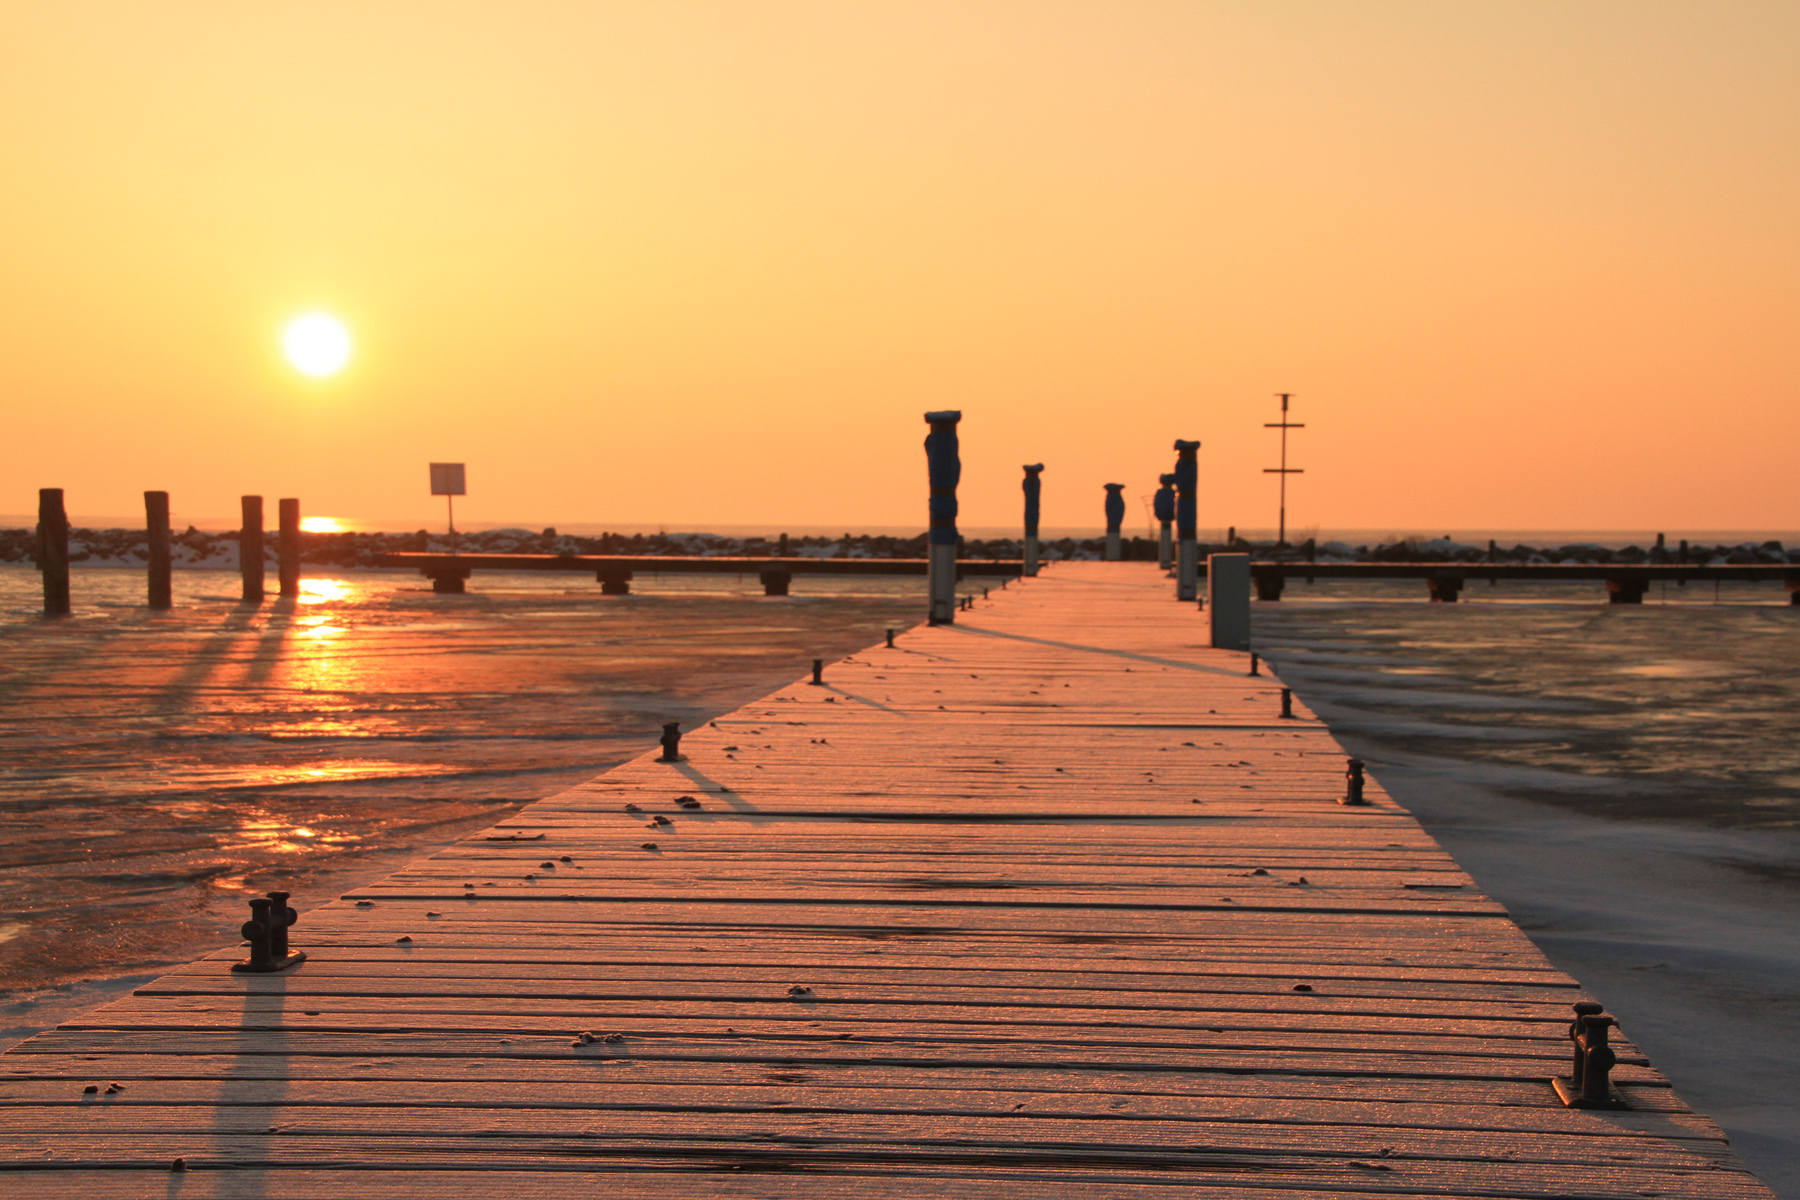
[145, 491, 172, 609]
[278, 498, 301, 597]
[36, 488, 70, 617]
[240, 495, 265, 603]
[1021, 462, 1043, 576]
[1103, 483, 1125, 560]
[924, 410, 961, 624]
[1173, 439, 1200, 600]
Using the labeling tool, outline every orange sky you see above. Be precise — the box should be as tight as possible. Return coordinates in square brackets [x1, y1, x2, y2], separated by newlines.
[1, 2, 1794, 536]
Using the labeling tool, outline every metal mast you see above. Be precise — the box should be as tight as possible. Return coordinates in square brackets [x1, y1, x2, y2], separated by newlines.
[1263, 393, 1304, 548]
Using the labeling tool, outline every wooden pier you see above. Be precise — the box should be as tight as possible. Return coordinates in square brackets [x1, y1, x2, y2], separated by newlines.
[377, 551, 1024, 594]
[0, 563, 1773, 1197]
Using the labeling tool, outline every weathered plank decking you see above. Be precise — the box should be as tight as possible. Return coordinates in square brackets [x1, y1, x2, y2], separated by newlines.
[0, 562, 1773, 1197]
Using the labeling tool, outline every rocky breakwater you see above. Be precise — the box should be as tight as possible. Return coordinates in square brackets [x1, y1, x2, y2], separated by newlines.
[1239, 534, 1799, 566]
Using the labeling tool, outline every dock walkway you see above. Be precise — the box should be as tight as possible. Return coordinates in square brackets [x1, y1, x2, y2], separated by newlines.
[0, 563, 1773, 1197]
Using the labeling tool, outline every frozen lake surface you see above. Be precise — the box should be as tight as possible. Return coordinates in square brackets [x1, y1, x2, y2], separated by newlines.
[0, 566, 925, 1042]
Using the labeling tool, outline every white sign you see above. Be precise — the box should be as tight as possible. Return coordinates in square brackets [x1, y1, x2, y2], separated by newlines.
[429, 463, 466, 497]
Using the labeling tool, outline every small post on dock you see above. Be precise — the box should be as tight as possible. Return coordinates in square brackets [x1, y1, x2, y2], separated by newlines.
[1173, 440, 1201, 600]
[1154, 473, 1176, 570]
[924, 411, 962, 625]
[240, 496, 265, 603]
[145, 491, 172, 609]
[37, 488, 70, 617]
[1208, 552, 1251, 650]
[1103, 484, 1125, 560]
[1021, 463, 1044, 577]
[278, 498, 301, 597]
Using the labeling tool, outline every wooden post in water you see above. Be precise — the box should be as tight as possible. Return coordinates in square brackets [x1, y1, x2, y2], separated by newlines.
[278, 499, 301, 597]
[1173, 440, 1201, 600]
[1103, 484, 1126, 560]
[145, 491, 172, 609]
[924, 410, 962, 624]
[240, 495, 265, 603]
[1021, 463, 1044, 577]
[1154, 473, 1176, 570]
[37, 488, 70, 617]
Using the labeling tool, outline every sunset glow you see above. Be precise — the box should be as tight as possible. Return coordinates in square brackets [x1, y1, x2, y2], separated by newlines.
[299, 516, 347, 533]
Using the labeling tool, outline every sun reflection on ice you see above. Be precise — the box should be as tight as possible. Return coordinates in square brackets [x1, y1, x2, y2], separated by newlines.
[233, 809, 349, 854]
[298, 578, 351, 605]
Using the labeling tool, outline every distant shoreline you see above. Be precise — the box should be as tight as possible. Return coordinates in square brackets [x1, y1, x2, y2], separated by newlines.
[1, 526, 1794, 569]
[5, 516, 1800, 547]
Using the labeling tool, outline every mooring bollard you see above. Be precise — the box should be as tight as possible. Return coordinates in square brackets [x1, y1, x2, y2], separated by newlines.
[240, 495, 265, 603]
[924, 411, 962, 624]
[659, 722, 684, 761]
[1173, 441, 1201, 600]
[265, 890, 298, 959]
[1554, 1003, 1627, 1108]
[37, 488, 70, 617]
[232, 892, 305, 973]
[236, 897, 274, 972]
[1021, 463, 1044, 577]
[145, 491, 172, 609]
[1248, 653, 1260, 677]
[810, 659, 824, 685]
[1154, 473, 1176, 570]
[1280, 687, 1293, 719]
[1342, 758, 1367, 805]
[759, 569, 791, 596]
[885, 628, 895, 648]
[1103, 484, 1125, 561]
[278, 498, 301, 597]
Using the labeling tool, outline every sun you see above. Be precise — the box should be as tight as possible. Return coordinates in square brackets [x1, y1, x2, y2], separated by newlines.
[282, 313, 352, 378]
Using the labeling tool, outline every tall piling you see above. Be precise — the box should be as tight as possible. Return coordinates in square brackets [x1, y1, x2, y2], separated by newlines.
[1021, 463, 1044, 576]
[145, 491, 172, 609]
[278, 499, 301, 597]
[924, 411, 962, 624]
[1173, 440, 1201, 600]
[1154, 473, 1176, 570]
[1103, 484, 1125, 561]
[240, 495, 265, 603]
[37, 488, 70, 617]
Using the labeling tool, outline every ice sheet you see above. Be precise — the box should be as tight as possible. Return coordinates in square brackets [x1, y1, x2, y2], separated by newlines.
[1255, 590, 1800, 1195]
